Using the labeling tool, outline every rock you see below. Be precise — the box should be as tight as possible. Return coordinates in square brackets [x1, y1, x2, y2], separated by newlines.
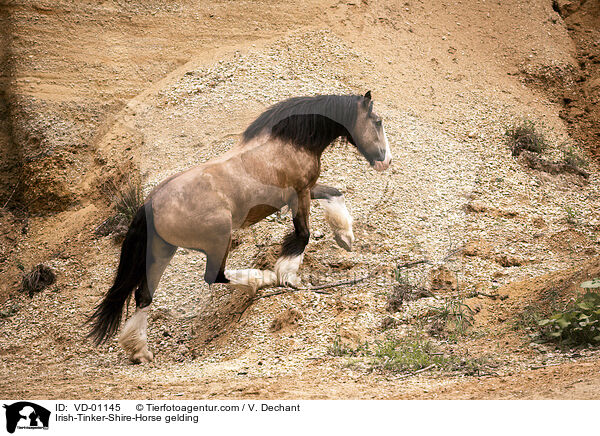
[466, 200, 518, 218]
[150, 307, 175, 321]
[532, 216, 547, 228]
[569, 107, 585, 118]
[463, 239, 491, 257]
[381, 316, 398, 330]
[553, 0, 581, 17]
[430, 266, 458, 292]
[495, 254, 525, 267]
[466, 200, 488, 213]
[269, 308, 302, 332]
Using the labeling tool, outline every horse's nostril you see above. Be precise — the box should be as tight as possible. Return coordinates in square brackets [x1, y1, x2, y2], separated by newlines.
[389, 158, 392, 166]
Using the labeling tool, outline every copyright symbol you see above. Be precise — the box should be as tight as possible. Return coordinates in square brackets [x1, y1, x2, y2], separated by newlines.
[136, 404, 143, 411]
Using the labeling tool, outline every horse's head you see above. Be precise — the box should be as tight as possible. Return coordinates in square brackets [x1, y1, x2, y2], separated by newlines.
[348, 91, 392, 172]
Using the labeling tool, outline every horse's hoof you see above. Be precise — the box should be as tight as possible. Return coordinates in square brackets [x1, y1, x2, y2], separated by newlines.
[261, 270, 278, 287]
[279, 273, 301, 288]
[130, 349, 154, 364]
[334, 230, 354, 251]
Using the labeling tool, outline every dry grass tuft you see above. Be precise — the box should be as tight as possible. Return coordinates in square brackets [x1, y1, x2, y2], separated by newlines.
[505, 119, 547, 156]
[21, 264, 56, 297]
[95, 177, 143, 241]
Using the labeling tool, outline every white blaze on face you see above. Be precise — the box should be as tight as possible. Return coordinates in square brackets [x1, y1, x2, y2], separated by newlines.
[373, 126, 392, 172]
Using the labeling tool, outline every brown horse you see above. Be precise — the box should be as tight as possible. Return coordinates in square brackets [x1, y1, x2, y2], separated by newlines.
[88, 91, 392, 363]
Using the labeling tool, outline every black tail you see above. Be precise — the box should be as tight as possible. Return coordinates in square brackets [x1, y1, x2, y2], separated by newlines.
[87, 205, 150, 345]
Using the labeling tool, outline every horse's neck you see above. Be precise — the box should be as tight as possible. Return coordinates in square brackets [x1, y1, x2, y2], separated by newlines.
[237, 136, 322, 188]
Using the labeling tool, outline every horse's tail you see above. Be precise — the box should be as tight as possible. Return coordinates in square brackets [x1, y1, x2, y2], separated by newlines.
[87, 205, 150, 345]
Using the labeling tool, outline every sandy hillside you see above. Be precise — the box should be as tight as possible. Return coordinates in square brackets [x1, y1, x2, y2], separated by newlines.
[1, 0, 599, 399]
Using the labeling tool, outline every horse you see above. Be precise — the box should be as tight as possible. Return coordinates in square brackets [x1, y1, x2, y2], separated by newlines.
[87, 91, 392, 363]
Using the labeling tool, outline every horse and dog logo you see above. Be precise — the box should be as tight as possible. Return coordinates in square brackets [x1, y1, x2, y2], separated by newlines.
[3, 402, 50, 433]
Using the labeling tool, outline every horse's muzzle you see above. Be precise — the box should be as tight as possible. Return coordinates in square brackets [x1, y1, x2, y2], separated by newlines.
[373, 156, 392, 172]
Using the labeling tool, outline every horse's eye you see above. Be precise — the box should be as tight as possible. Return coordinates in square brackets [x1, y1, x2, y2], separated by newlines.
[375, 120, 382, 128]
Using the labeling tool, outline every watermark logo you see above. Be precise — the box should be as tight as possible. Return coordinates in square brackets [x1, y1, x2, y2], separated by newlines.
[3, 402, 50, 433]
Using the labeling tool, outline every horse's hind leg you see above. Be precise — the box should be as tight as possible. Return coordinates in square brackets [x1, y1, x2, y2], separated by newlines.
[119, 233, 176, 364]
[310, 184, 354, 251]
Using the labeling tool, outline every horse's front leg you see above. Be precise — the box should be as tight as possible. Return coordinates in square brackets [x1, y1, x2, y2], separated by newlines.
[310, 184, 354, 251]
[275, 189, 311, 287]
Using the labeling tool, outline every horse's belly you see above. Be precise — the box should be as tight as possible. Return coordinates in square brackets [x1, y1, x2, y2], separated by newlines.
[240, 204, 279, 228]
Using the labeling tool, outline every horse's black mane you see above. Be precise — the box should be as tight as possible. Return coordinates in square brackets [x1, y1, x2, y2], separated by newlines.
[242, 94, 361, 151]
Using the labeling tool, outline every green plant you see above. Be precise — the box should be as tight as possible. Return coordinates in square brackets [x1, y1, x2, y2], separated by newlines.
[564, 206, 579, 225]
[369, 336, 442, 372]
[328, 335, 350, 356]
[327, 334, 369, 357]
[0, 304, 19, 319]
[538, 290, 600, 346]
[505, 119, 547, 156]
[114, 177, 143, 224]
[562, 146, 588, 170]
[353, 335, 492, 376]
[427, 297, 474, 337]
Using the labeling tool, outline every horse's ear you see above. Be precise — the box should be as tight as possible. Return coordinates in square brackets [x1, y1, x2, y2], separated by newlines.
[363, 91, 373, 112]
[362, 91, 372, 111]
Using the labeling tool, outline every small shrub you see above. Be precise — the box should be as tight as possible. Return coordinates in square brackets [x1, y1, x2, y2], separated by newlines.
[94, 215, 128, 238]
[505, 119, 547, 156]
[95, 177, 143, 240]
[387, 272, 409, 312]
[0, 304, 19, 318]
[512, 304, 545, 331]
[427, 297, 474, 338]
[538, 290, 600, 346]
[370, 336, 441, 372]
[327, 334, 369, 357]
[357, 336, 492, 376]
[21, 264, 56, 297]
[564, 206, 579, 225]
[562, 146, 588, 170]
[387, 267, 432, 313]
[114, 177, 143, 224]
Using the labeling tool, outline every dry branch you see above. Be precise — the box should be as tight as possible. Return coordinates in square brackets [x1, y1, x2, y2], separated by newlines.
[396, 364, 436, 379]
[236, 274, 371, 321]
[519, 150, 589, 179]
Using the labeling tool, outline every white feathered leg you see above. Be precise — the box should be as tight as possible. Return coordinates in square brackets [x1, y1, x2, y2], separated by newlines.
[119, 307, 153, 364]
[274, 254, 304, 287]
[225, 269, 277, 294]
[320, 195, 354, 251]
